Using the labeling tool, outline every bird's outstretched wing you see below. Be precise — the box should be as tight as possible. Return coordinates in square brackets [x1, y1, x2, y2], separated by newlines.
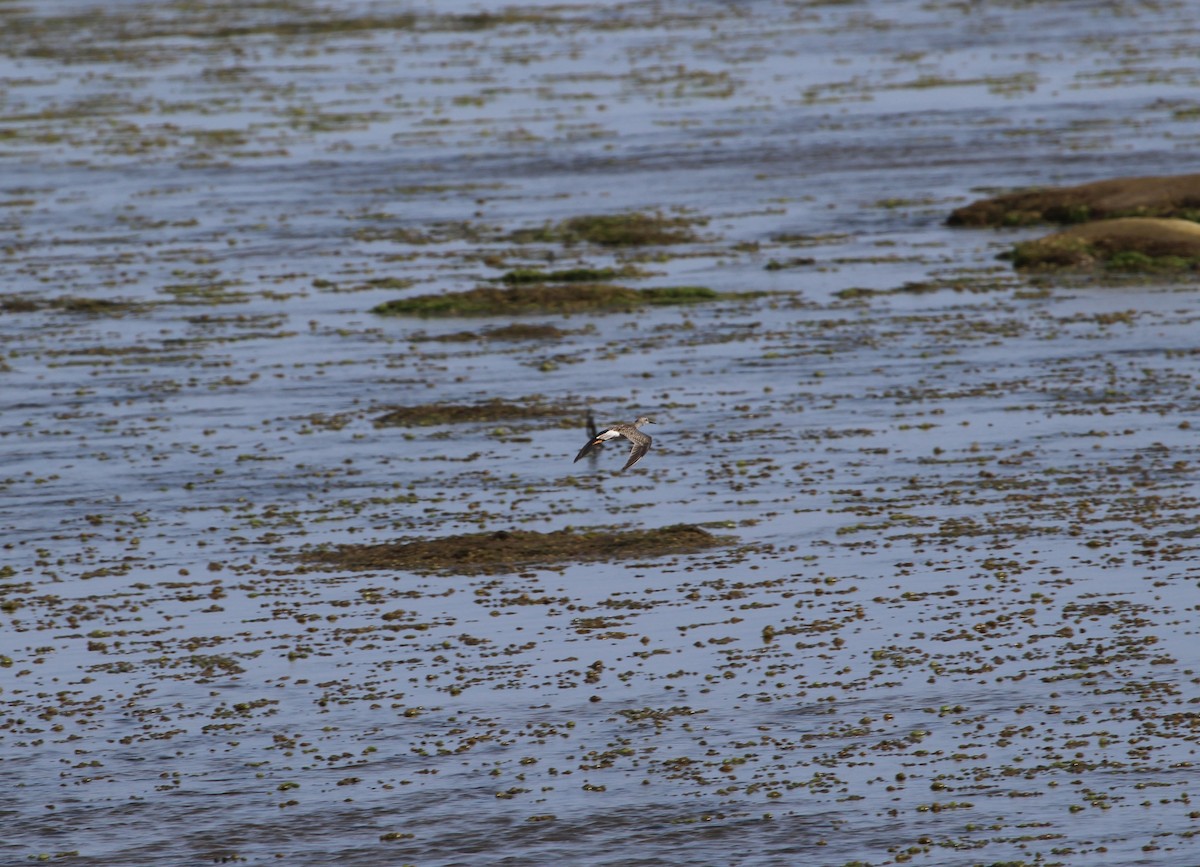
[620, 433, 652, 471]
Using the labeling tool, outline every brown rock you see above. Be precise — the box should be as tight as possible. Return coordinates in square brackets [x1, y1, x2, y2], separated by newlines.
[948, 174, 1200, 227]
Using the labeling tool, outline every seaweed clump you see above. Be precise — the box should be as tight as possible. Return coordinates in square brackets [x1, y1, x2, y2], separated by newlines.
[510, 211, 705, 246]
[496, 266, 626, 284]
[373, 398, 572, 427]
[299, 524, 727, 576]
[371, 283, 718, 317]
[0, 295, 138, 315]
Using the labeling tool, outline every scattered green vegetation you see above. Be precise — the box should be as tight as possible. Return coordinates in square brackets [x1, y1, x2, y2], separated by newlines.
[353, 221, 495, 245]
[313, 276, 416, 293]
[1105, 251, 1193, 272]
[834, 275, 1020, 299]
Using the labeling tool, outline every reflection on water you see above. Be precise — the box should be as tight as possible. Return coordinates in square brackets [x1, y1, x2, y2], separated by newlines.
[3, 1, 1200, 864]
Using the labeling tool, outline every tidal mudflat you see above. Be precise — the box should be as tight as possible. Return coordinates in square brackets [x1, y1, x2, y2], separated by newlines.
[3, 2, 1200, 865]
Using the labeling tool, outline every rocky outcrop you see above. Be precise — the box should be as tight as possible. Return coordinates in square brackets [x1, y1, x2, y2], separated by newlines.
[1008, 218, 1200, 271]
[948, 174, 1200, 228]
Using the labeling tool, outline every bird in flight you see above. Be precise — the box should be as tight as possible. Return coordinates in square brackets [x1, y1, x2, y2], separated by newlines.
[574, 416, 655, 471]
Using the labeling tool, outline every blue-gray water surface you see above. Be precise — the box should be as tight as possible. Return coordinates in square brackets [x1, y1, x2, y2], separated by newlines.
[3, 1, 1200, 865]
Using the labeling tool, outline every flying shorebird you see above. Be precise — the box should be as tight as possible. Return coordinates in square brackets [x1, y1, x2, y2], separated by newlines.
[573, 416, 655, 471]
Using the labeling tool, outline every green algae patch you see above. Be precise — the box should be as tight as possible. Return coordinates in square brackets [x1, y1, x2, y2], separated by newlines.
[641, 286, 722, 304]
[298, 524, 728, 576]
[510, 212, 706, 247]
[1007, 218, 1200, 273]
[948, 173, 1200, 227]
[374, 398, 574, 427]
[371, 283, 721, 317]
[1, 295, 141, 315]
[497, 267, 632, 284]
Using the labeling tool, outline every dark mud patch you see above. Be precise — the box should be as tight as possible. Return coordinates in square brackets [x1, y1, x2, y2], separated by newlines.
[298, 524, 729, 575]
[1008, 217, 1200, 273]
[948, 173, 1200, 227]
[371, 284, 731, 317]
[373, 398, 577, 427]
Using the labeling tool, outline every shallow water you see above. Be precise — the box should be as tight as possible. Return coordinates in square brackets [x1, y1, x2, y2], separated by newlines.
[4, 1, 1200, 865]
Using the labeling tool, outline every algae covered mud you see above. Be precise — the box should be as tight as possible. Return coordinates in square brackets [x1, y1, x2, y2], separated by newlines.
[4, 1, 1200, 865]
